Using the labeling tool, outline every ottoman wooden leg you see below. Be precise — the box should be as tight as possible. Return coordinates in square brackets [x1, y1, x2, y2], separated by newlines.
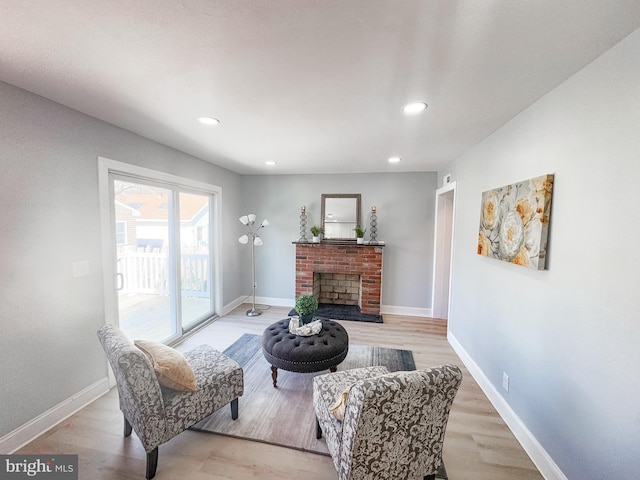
[330, 366, 337, 373]
[271, 365, 278, 387]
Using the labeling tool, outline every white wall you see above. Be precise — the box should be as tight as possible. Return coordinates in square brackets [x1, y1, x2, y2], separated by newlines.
[442, 29, 640, 479]
[0, 81, 245, 442]
[241, 172, 437, 312]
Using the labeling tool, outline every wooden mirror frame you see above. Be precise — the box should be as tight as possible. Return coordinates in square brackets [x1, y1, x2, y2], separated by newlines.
[320, 194, 361, 242]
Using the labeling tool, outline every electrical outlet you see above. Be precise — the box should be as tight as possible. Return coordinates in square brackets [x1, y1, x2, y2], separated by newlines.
[502, 372, 510, 392]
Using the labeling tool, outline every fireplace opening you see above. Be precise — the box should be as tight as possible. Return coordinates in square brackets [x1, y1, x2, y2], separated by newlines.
[313, 272, 360, 306]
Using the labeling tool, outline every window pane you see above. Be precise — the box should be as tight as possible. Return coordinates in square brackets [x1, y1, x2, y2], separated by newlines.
[114, 180, 175, 342]
[115, 221, 127, 245]
[179, 192, 212, 328]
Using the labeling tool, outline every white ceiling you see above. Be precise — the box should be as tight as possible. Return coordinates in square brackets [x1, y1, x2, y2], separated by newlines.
[1, 1, 639, 175]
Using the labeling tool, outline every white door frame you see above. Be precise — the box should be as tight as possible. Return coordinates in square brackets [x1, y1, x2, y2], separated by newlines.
[431, 181, 456, 324]
[97, 157, 224, 329]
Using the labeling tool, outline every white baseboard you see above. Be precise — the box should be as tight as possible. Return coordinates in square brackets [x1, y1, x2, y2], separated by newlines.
[230, 297, 439, 314]
[380, 305, 432, 317]
[255, 296, 294, 308]
[222, 296, 292, 316]
[224, 297, 433, 318]
[447, 332, 567, 480]
[222, 295, 247, 315]
[0, 378, 110, 454]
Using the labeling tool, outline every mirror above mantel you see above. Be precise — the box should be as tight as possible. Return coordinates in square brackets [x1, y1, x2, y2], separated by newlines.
[321, 194, 361, 242]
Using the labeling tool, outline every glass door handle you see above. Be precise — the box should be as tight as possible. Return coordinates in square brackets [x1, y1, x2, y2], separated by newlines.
[115, 273, 124, 291]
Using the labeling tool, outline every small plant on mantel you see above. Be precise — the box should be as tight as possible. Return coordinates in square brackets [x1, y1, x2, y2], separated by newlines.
[295, 294, 318, 324]
[354, 225, 366, 238]
[310, 225, 323, 236]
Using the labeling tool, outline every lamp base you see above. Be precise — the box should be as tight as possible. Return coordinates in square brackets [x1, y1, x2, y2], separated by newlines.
[246, 308, 262, 317]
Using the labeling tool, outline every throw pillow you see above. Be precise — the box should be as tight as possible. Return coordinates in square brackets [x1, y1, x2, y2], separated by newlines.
[134, 339, 198, 392]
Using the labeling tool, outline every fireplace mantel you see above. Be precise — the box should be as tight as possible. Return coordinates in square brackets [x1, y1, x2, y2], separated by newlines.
[294, 242, 384, 315]
[292, 241, 385, 246]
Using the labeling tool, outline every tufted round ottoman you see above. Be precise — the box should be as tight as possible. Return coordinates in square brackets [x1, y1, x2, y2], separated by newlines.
[262, 318, 349, 387]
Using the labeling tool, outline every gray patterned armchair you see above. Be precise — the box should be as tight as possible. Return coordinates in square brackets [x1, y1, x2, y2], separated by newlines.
[97, 324, 244, 479]
[313, 364, 462, 480]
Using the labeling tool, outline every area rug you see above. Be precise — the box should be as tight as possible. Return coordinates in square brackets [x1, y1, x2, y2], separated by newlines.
[288, 303, 383, 323]
[191, 334, 447, 478]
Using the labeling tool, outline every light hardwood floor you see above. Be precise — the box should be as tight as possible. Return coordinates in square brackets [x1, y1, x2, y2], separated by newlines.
[18, 305, 544, 479]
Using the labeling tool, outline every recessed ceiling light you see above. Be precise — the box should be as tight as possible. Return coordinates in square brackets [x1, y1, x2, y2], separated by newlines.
[402, 102, 428, 115]
[265, 161, 277, 166]
[197, 116, 220, 125]
[388, 156, 401, 163]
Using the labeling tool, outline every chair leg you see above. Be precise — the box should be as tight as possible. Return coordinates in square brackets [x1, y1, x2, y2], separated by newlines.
[124, 416, 132, 437]
[423, 475, 435, 480]
[315, 417, 322, 439]
[146, 448, 158, 480]
[231, 398, 239, 420]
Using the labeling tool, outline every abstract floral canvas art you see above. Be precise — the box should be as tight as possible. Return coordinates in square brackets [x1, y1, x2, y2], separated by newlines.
[478, 174, 554, 270]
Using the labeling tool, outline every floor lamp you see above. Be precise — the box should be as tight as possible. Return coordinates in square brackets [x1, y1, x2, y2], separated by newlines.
[238, 214, 269, 316]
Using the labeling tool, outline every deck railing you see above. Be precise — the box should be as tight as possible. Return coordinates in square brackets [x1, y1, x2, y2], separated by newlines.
[117, 252, 209, 297]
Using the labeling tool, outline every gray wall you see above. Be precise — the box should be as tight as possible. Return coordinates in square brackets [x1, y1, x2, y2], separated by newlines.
[0, 81, 245, 437]
[240, 172, 437, 310]
[0, 80, 437, 442]
[441, 29, 640, 479]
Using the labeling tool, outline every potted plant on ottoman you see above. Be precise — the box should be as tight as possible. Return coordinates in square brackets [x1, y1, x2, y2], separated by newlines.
[295, 294, 319, 325]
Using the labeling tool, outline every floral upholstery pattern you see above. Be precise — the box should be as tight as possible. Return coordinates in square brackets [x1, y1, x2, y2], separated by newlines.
[313, 364, 462, 480]
[97, 324, 244, 454]
[162, 345, 244, 439]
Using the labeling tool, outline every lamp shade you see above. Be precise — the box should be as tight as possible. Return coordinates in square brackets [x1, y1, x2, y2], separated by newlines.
[261, 219, 270, 227]
[253, 236, 263, 246]
[238, 234, 249, 244]
[248, 214, 257, 223]
[239, 215, 249, 225]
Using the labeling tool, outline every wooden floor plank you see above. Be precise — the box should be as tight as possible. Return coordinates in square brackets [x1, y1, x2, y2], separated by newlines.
[17, 305, 543, 479]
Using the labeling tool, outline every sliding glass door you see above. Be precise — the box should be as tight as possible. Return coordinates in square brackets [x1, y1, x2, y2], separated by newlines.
[101, 161, 219, 344]
[114, 179, 175, 342]
[178, 191, 213, 330]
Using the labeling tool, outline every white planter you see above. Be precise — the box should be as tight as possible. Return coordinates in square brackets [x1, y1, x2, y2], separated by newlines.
[357, 237, 364, 244]
[313, 236, 320, 243]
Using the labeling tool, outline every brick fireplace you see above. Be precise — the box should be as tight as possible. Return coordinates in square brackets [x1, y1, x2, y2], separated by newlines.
[294, 243, 384, 315]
